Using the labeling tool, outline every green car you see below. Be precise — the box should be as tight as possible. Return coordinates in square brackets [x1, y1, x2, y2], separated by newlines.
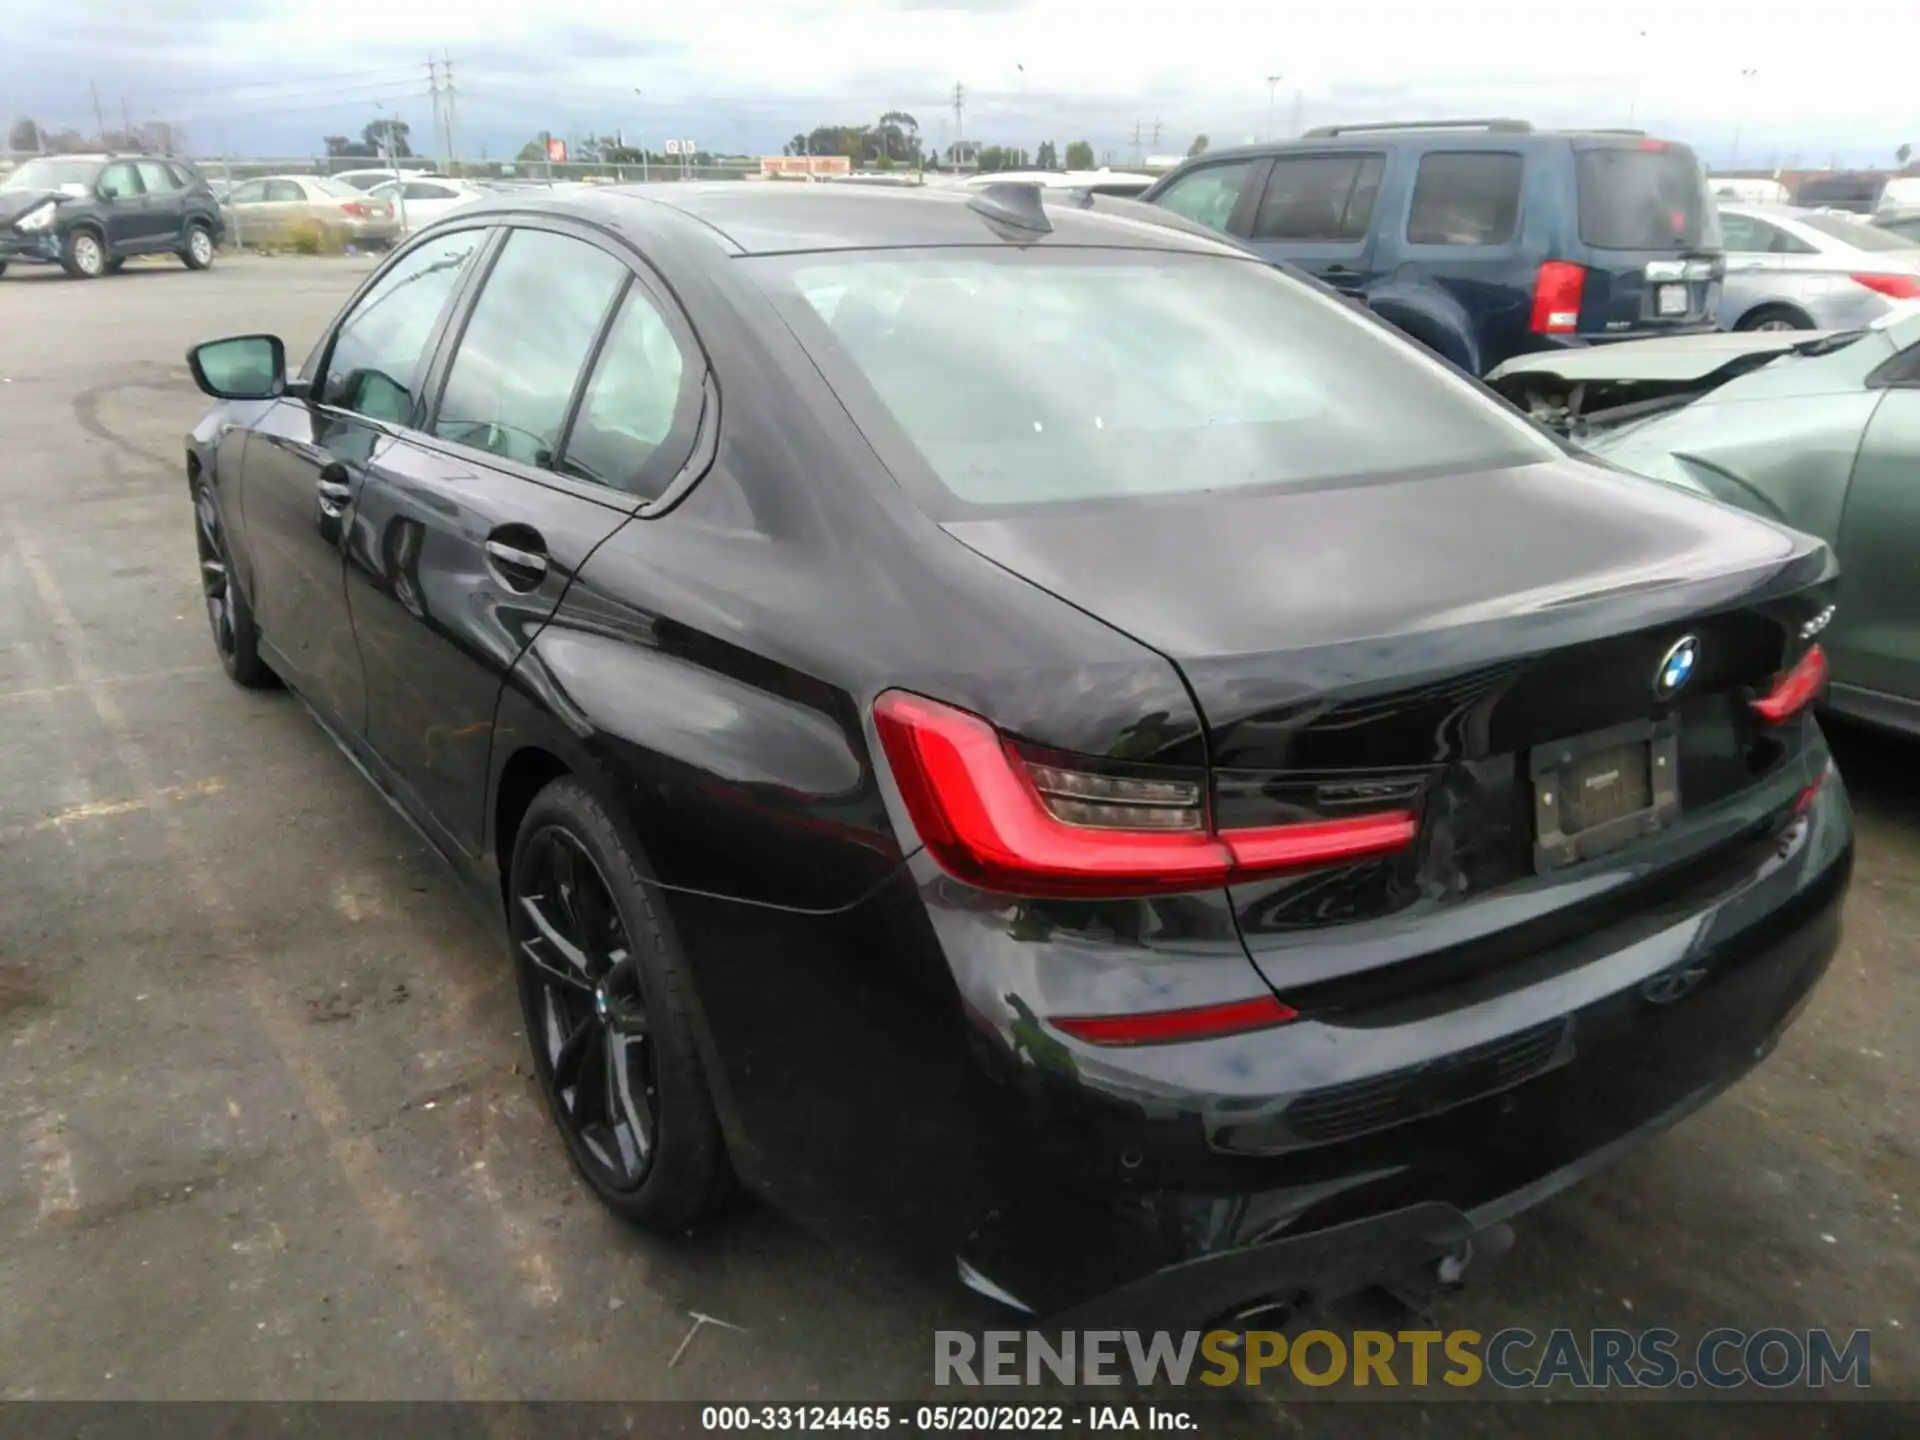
[1489, 309, 1920, 737]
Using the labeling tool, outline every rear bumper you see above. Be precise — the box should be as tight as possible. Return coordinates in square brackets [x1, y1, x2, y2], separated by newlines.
[670, 759, 1851, 1325]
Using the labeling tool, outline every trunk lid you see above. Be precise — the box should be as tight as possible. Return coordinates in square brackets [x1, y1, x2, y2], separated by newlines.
[944, 454, 1834, 999]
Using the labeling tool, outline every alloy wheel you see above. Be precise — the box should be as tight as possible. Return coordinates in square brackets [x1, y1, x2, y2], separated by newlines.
[73, 234, 104, 277]
[193, 487, 237, 661]
[189, 228, 214, 266]
[514, 826, 658, 1192]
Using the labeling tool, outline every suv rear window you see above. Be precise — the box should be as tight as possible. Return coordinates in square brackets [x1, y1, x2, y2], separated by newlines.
[1576, 145, 1713, 250]
[751, 250, 1556, 513]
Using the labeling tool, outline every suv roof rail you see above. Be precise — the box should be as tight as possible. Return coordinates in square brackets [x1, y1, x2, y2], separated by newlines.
[1581, 128, 1648, 136]
[1301, 118, 1535, 138]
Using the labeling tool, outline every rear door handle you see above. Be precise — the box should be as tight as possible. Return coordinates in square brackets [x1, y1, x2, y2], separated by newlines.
[316, 465, 352, 518]
[484, 536, 549, 591]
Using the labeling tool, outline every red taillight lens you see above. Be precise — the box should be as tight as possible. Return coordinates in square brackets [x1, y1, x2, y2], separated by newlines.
[341, 201, 369, 218]
[1850, 272, 1920, 301]
[1530, 261, 1586, 334]
[1752, 644, 1829, 724]
[872, 691, 1418, 899]
[1051, 994, 1298, 1047]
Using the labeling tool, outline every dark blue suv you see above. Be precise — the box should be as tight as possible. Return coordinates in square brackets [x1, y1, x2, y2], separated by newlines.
[1141, 119, 1725, 375]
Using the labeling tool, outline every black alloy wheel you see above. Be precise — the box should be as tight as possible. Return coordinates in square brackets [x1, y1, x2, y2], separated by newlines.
[516, 824, 659, 1192]
[192, 483, 273, 688]
[508, 779, 728, 1227]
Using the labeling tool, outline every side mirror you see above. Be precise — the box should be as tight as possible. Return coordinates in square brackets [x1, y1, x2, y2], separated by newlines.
[187, 335, 287, 400]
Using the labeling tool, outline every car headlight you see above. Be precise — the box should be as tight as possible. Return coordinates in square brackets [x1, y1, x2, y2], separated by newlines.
[15, 202, 56, 233]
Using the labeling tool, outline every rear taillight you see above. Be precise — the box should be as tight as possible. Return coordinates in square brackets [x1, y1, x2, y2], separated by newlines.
[1850, 272, 1920, 301]
[1752, 644, 1828, 724]
[341, 201, 369, 218]
[872, 690, 1418, 900]
[1530, 261, 1586, 334]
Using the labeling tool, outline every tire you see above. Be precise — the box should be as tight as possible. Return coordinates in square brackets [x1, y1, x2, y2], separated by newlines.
[60, 227, 108, 279]
[0, 261, 9, 279]
[1736, 305, 1813, 333]
[105, 257, 126, 274]
[182, 222, 215, 270]
[509, 777, 730, 1231]
[192, 482, 275, 688]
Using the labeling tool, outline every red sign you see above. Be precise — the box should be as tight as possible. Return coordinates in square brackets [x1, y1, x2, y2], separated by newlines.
[546, 137, 568, 164]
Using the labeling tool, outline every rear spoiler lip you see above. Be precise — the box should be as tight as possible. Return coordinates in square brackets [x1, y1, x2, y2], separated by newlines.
[1486, 330, 1847, 389]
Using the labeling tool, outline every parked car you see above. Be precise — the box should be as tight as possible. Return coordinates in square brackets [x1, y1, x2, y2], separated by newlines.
[222, 175, 400, 249]
[0, 153, 223, 279]
[180, 183, 1850, 1323]
[1878, 214, 1920, 243]
[1139, 118, 1724, 376]
[1793, 170, 1892, 215]
[958, 168, 1158, 198]
[1489, 309, 1920, 737]
[331, 166, 439, 192]
[1714, 202, 1920, 330]
[366, 175, 490, 235]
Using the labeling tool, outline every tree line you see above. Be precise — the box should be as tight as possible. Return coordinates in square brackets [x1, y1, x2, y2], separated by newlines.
[8, 116, 186, 155]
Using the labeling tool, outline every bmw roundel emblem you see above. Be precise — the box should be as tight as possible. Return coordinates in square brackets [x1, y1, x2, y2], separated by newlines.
[1654, 635, 1700, 699]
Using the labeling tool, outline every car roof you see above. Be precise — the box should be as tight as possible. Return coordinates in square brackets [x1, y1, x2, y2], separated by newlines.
[451, 181, 1256, 258]
[1168, 128, 1687, 166]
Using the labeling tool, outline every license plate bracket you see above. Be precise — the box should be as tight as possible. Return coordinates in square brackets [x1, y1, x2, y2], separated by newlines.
[1531, 717, 1681, 872]
[1657, 283, 1689, 317]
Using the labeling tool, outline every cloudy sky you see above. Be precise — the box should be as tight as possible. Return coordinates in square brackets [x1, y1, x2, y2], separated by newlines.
[3, 0, 1911, 169]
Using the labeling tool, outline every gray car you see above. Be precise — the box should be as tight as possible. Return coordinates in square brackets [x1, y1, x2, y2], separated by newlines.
[1716, 202, 1920, 330]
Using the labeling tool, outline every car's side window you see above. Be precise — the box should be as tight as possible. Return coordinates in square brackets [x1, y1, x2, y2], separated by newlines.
[1252, 154, 1386, 242]
[431, 229, 629, 469]
[229, 180, 269, 205]
[1154, 160, 1257, 234]
[408, 182, 457, 201]
[98, 163, 142, 200]
[1767, 225, 1818, 256]
[265, 180, 304, 203]
[1405, 152, 1523, 246]
[559, 286, 692, 499]
[135, 160, 179, 194]
[166, 162, 198, 189]
[1718, 213, 1761, 251]
[320, 229, 487, 426]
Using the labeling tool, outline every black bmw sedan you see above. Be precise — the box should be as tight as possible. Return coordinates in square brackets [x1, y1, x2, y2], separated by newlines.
[181, 181, 1852, 1325]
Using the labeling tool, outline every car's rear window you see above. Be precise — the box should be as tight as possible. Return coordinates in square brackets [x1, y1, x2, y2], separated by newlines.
[750, 250, 1557, 513]
[1576, 145, 1714, 250]
[310, 177, 363, 198]
[1798, 212, 1917, 253]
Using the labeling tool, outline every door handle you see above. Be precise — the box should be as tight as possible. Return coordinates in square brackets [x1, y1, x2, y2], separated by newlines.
[484, 537, 549, 590]
[316, 478, 352, 518]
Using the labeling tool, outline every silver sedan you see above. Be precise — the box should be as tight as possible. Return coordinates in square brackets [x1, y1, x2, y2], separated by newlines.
[1715, 202, 1920, 330]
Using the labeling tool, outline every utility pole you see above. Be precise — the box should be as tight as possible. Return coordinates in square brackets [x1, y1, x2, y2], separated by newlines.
[120, 97, 133, 150]
[90, 81, 107, 147]
[1289, 89, 1303, 137]
[428, 56, 444, 167]
[1152, 117, 1162, 153]
[1131, 120, 1143, 163]
[443, 50, 458, 170]
[952, 82, 965, 168]
[1266, 74, 1282, 141]
[1730, 68, 1758, 170]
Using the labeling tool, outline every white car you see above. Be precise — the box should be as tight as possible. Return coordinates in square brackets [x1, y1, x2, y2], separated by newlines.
[366, 176, 490, 234]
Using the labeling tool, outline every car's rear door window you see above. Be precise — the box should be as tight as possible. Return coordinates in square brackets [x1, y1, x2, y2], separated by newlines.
[135, 160, 179, 193]
[752, 250, 1556, 514]
[1152, 160, 1258, 234]
[264, 180, 304, 203]
[1406, 152, 1522, 245]
[431, 229, 628, 467]
[1575, 144, 1713, 249]
[320, 229, 487, 424]
[97, 162, 142, 200]
[559, 286, 695, 500]
[1251, 154, 1385, 242]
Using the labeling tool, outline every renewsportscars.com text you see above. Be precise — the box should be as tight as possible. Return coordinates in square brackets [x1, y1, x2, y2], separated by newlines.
[935, 1327, 1872, 1391]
